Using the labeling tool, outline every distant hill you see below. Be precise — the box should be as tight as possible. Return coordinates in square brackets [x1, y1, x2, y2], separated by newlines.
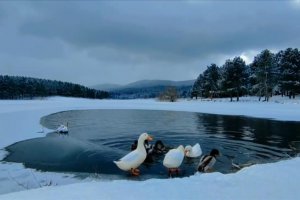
[91, 79, 195, 99]
[124, 80, 195, 89]
[0, 75, 109, 100]
[91, 79, 195, 91]
[91, 83, 122, 91]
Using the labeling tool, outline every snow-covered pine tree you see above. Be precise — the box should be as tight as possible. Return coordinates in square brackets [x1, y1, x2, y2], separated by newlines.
[222, 57, 248, 101]
[204, 64, 221, 99]
[250, 49, 277, 101]
[192, 64, 221, 99]
[277, 48, 300, 99]
[191, 74, 205, 99]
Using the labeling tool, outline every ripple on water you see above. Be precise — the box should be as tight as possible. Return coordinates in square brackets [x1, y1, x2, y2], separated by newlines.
[3, 109, 300, 179]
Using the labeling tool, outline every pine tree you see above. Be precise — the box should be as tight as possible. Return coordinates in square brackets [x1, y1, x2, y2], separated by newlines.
[250, 49, 277, 101]
[277, 48, 300, 98]
[203, 64, 221, 99]
[191, 74, 205, 99]
[222, 57, 248, 101]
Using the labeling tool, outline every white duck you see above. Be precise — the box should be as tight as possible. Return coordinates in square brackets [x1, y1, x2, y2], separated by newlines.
[114, 133, 153, 176]
[56, 123, 68, 134]
[185, 143, 202, 158]
[163, 145, 185, 175]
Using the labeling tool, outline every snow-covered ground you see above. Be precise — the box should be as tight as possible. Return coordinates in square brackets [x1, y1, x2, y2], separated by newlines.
[0, 96, 300, 199]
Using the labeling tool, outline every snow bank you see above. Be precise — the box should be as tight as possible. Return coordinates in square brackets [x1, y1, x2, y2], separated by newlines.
[0, 96, 300, 199]
[1, 157, 300, 200]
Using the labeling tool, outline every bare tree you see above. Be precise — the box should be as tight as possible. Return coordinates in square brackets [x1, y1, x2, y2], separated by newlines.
[158, 86, 178, 102]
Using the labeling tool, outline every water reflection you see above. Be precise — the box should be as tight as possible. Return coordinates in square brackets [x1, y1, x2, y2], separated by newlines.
[196, 113, 300, 147]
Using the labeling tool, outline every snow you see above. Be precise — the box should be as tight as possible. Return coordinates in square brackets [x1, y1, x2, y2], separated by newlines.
[1, 158, 300, 200]
[0, 96, 300, 199]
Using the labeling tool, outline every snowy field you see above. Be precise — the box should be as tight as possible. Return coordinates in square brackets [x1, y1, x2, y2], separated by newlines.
[0, 96, 300, 199]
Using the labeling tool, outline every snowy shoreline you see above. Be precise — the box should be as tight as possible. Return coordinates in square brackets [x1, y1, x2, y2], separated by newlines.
[0, 96, 300, 199]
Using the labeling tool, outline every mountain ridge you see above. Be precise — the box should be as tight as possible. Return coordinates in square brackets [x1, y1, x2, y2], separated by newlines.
[91, 79, 195, 91]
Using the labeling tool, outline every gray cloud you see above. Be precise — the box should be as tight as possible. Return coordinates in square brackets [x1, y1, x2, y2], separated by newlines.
[0, 1, 300, 85]
[19, 1, 300, 59]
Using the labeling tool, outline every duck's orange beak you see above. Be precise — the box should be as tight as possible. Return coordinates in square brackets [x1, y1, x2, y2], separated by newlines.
[147, 135, 153, 141]
[184, 150, 189, 156]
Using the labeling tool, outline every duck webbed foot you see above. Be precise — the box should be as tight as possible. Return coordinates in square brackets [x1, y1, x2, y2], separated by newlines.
[168, 168, 180, 177]
[131, 168, 140, 176]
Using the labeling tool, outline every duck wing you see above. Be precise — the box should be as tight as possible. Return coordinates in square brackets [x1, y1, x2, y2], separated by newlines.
[119, 150, 143, 163]
[192, 143, 202, 157]
[163, 149, 184, 168]
[114, 150, 146, 171]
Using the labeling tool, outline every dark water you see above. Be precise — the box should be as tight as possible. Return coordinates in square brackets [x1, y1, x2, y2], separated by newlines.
[4, 109, 300, 179]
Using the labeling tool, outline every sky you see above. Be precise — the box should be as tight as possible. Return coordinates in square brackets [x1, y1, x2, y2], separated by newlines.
[0, 0, 300, 86]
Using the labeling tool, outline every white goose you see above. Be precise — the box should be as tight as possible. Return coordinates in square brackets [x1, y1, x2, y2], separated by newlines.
[185, 143, 202, 158]
[163, 145, 185, 175]
[114, 133, 153, 176]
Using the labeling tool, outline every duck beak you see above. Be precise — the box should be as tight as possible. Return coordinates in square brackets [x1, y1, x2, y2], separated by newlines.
[184, 150, 188, 156]
[147, 135, 153, 141]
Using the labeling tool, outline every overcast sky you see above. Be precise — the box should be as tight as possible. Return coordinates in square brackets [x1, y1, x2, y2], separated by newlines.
[0, 1, 300, 86]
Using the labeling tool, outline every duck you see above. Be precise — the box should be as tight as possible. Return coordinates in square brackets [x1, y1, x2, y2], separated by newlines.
[163, 145, 185, 176]
[184, 143, 202, 158]
[114, 132, 153, 176]
[56, 123, 68, 134]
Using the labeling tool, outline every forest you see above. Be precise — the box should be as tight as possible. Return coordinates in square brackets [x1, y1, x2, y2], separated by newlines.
[110, 85, 191, 99]
[0, 75, 109, 99]
[191, 48, 300, 101]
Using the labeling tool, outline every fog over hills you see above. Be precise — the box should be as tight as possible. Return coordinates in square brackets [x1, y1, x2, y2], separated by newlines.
[90, 83, 122, 91]
[91, 79, 195, 91]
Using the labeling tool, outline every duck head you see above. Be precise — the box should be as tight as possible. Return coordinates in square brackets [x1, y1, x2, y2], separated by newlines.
[137, 133, 153, 151]
[184, 145, 192, 156]
[139, 132, 153, 142]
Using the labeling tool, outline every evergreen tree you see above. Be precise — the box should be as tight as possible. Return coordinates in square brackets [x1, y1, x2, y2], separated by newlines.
[250, 49, 277, 101]
[192, 47, 299, 101]
[192, 64, 220, 99]
[277, 48, 300, 98]
[203, 64, 221, 99]
[0, 75, 109, 100]
[222, 57, 248, 101]
[191, 74, 205, 99]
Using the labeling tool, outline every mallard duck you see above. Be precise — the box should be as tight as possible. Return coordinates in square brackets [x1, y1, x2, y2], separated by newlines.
[185, 143, 202, 158]
[114, 133, 153, 176]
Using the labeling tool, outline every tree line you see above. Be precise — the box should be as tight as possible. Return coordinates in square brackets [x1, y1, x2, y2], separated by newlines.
[110, 85, 191, 99]
[0, 75, 109, 99]
[191, 48, 300, 101]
